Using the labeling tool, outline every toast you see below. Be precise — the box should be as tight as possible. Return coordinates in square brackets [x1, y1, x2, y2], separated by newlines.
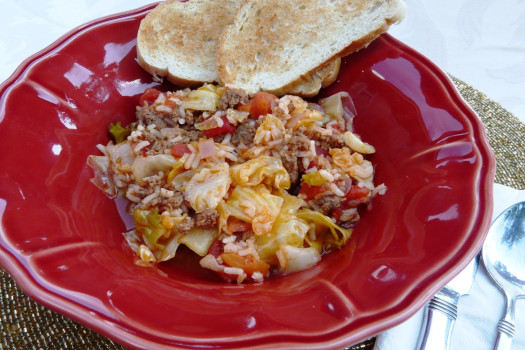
[217, 0, 406, 94]
[137, 0, 241, 87]
[136, 0, 340, 96]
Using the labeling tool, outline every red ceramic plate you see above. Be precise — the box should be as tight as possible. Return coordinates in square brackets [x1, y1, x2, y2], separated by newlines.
[0, 4, 495, 350]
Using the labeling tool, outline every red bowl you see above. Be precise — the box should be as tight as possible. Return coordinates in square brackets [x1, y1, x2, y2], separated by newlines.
[0, 4, 495, 349]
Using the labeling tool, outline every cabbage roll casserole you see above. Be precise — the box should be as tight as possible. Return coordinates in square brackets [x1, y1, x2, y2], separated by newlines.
[88, 85, 385, 283]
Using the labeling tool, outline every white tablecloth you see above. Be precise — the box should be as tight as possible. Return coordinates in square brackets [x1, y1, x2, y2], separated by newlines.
[1, 1, 524, 349]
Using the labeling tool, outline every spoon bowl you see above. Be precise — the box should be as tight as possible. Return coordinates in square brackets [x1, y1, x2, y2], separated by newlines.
[482, 201, 525, 350]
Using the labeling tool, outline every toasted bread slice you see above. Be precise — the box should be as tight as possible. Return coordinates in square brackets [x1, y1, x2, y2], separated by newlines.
[137, 0, 341, 95]
[217, 0, 406, 94]
[137, 0, 242, 87]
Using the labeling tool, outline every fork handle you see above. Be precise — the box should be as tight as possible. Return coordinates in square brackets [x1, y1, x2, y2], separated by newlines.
[416, 294, 457, 350]
[493, 296, 516, 350]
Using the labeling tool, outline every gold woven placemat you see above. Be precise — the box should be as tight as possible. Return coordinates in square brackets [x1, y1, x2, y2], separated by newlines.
[1, 77, 524, 350]
[450, 76, 525, 189]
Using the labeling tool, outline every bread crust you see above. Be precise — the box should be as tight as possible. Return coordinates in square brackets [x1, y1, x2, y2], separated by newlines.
[279, 58, 341, 97]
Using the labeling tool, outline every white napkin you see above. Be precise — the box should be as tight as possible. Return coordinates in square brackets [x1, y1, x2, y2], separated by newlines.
[374, 183, 525, 350]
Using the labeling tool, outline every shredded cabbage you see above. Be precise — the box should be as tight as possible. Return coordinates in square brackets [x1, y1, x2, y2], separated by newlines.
[131, 210, 216, 260]
[230, 155, 290, 192]
[302, 171, 330, 187]
[132, 154, 177, 182]
[254, 114, 286, 144]
[256, 194, 309, 264]
[158, 234, 182, 261]
[318, 91, 357, 123]
[170, 169, 198, 191]
[330, 148, 374, 187]
[167, 158, 187, 183]
[106, 141, 135, 166]
[226, 185, 283, 236]
[133, 209, 170, 252]
[178, 227, 218, 257]
[330, 148, 355, 173]
[181, 84, 223, 111]
[342, 131, 376, 154]
[194, 112, 224, 131]
[318, 92, 348, 119]
[185, 162, 231, 212]
[216, 200, 232, 234]
[296, 209, 353, 249]
[277, 245, 321, 274]
[293, 109, 323, 130]
[87, 155, 116, 197]
[226, 108, 249, 125]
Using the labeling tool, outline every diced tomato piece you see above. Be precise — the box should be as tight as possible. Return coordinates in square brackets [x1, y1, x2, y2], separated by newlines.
[249, 91, 277, 118]
[226, 218, 252, 233]
[202, 116, 236, 137]
[170, 143, 191, 158]
[315, 146, 329, 156]
[206, 239, 237, 283]
[139, 87, 163, 106]
[345, 185, 370, 201]
[331, 207, 344, 221]
[299, 183, 327, 201]
[237, 100, 252, 113]
[331, 123, 342, 135]
[165, 98, 178, 109]
[334, 185, 371, 214]
[207, 238, 223, 258]
[221, 252, 270, 276]
[331, 186, 370, 220]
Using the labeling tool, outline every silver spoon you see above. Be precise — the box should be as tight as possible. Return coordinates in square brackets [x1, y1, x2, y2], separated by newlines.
[482, 201, 525, 350]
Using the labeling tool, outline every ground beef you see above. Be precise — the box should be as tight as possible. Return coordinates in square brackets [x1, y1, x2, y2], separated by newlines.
[178, 126, 204, 143]
[288, 131, 311, 153]
[136, 106, 170, 129]
[194, 209, 219, 229]
[219, 88, 249, 110]
[212, 134, 227, 143]
[309, 195, 343, 216]
[281, 150, 299, 184]
[158, 191, 184, 212]
[280, 131, 311, 184]
[310, 129, 345, 151]
[180, 110, 196, 125]
[231, 120, 258, 146]
[136, 105, 187, 129]
[145, 126, 203, 155]
[176, 216, 195, 234]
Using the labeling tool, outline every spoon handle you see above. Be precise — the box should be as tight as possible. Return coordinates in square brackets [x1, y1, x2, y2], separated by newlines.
[493, 297, 516, 350]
